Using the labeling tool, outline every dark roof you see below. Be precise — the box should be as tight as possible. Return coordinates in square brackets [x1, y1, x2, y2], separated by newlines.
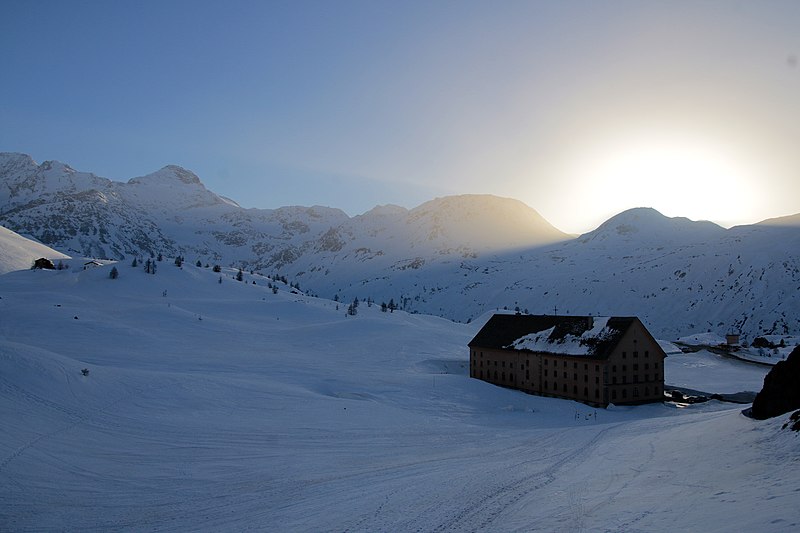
[468, 314, 637, 360]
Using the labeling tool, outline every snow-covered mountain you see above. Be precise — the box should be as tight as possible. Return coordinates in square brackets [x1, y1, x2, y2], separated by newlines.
[1, 152, 798, 340]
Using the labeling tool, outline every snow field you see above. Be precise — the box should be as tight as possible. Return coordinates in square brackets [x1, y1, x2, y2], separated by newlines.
[0, 262, 797, 531]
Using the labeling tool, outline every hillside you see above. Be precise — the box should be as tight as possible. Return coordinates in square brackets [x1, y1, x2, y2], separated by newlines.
[0, 225, 70, 274]
[1, 152, 799, 341]
[0, 260, 796, 531]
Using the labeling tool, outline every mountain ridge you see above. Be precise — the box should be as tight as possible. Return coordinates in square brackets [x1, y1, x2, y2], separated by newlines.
[1, 152, 798, 341]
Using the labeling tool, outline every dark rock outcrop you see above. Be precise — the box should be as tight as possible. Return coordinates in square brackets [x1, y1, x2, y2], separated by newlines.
[751, 346, 800, 419]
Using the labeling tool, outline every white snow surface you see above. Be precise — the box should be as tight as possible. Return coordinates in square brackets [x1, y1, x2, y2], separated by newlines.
[0, 225, 70, 274]
[0, 261, 798, 531]
[506, 316, 613, 355]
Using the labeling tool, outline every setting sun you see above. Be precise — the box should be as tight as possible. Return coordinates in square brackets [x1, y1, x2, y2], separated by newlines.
[570, 135, 761, 228]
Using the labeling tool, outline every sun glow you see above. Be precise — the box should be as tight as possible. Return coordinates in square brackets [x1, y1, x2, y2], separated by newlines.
[570, 135, 760, 228]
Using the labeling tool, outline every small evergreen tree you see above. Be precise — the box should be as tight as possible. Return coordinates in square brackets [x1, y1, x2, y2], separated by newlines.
[109, 266, 119, 279]
[157, 253, 163, 261]
[131, 257, 138, 267]
[381, 302, 388, 313]
[174, 256, 183, 267]
[144, 258, 151, 274]
[218, 276, 223, 284]
[213, 264, 222, 273]
[236, 268, 244, 282]
[196, 260, 202, 267]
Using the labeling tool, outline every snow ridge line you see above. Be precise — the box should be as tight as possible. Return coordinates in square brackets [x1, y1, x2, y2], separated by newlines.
[430, 423, 622, 532]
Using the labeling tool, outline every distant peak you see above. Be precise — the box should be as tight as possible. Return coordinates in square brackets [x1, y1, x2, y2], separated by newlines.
[362, 204, 408, 217]
[128, 165, 202, 186]
[0, 152, 38, 171]
[580, 207, 725, 244]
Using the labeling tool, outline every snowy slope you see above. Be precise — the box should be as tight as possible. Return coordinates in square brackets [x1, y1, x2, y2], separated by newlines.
[0, 261, 797, 531]
[0, 224, 70, 274]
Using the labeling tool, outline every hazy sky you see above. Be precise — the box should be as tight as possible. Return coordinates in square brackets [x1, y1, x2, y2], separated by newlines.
[2, 1, 799, 233]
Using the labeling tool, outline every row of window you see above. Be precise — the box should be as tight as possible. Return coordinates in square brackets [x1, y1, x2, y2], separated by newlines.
[611, 374, 660, 384]
[542, 369, 601, 384]
[543, 360, 601, 372]
[621, 350, 650, 359]
[612, 362, 659, 372]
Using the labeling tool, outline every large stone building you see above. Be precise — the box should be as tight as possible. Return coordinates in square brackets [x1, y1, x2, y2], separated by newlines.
[468, 314, 666, 407]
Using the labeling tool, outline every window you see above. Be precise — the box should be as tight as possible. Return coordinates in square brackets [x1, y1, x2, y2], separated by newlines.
[502, 361, 505, 368]
[479, 371, 483, 379]
[544, 381, 548, 389]
[645, 374, 649, 382]
[595, 365, 600, 372]
[501, 372, 505, 381]
[480, 360, 483, 367]
[583, 387, 588, 397]
[633, 387, 639, 397]
[645, 363, 650, 370]
[494, 371, 498, 380]
[553, 382, 558, 390]
[510, 363, 514, 369]
[622, 365, 627, 372]
[563, 384, 567, 392]
[494, 361, 497, 367]
[612, 365, 617, 372]
[544, 369, 548, 377]
[645, 387, 650, 396]
[612, 377, 617, 384]
[623, 376, 627, 384]
[525, 369, 529, 380]
[645, 350, 649, 358]
[622, 389, 627, 399]
[595, 376, 599, 384]
[654, 362, 659, 369]
[573, 385, 577, 394]
[634, 375, 639, 382]
[573, 362, 578, 369]
[634, 351, 639, 358]
[584, 363, 588, 370]
[584, 375, 588, 382]
[612, 390, 617, 400]
[544, 359, 548, 366]
[563, 361, 567, 368]
[563, 371, 567, 379]
[573, 373, 577, 381]
[622, 351, 627, 359]
[633, 364, 638, 371]
[595, 389, 599, 399]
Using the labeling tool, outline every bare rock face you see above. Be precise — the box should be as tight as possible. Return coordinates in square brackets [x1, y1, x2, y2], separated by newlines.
[751, 346, 800, 420]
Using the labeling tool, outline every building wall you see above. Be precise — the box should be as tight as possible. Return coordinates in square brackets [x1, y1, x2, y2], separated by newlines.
[469, 320, 666, 407]
[603, 321, 665, 404]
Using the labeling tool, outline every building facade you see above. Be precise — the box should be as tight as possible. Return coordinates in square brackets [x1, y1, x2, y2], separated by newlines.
[468, 315, 666, 407]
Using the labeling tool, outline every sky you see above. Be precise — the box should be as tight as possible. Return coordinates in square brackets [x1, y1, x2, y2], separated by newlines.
[1, 1, 799, 234]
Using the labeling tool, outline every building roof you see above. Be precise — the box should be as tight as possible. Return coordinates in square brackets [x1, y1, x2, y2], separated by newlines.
[469, 314, 638, 360]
